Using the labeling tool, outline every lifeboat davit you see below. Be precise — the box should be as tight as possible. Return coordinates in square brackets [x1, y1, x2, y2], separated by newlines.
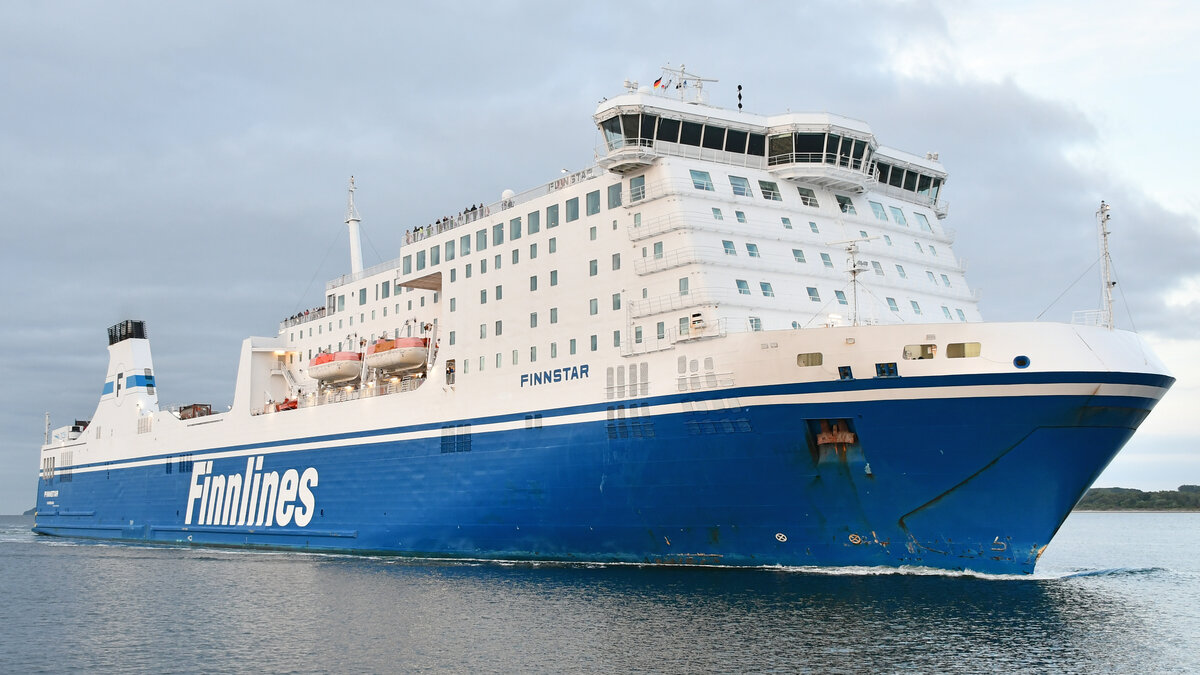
[364, 337, 429, 373]
[308, 351, 363, 384]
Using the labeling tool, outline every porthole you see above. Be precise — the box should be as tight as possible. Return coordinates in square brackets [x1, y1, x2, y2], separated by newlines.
[1013, 355, 1030, 369]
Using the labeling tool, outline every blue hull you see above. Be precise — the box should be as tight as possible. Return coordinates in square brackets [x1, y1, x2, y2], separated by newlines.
[33, 371, 1170, 574]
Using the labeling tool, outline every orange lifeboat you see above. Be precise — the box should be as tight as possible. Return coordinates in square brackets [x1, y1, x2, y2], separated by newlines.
[364, 337, 429, 373]
[308, 351, 363, 384]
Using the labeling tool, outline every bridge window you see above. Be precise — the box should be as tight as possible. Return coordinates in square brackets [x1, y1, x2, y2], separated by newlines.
[747, 133, 766, 156]
[701, 124, 725, 150]
[680, 121, 703, 146]
[725, 129, 748, 153]
[656, 117, 680, 143]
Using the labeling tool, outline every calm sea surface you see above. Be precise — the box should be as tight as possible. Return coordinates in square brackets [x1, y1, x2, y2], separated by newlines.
[1, 512, 1197, 674]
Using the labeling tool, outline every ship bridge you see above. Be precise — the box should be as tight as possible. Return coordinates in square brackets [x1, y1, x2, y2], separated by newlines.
[594, 89, 948, 212]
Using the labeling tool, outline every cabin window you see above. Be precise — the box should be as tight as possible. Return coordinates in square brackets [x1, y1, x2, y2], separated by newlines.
[796, 186, 819, 207]
[589, 259, 598, 276]
[403, 256, 412, 274]
[758, 180, 782, 201]
[495, 285, 503, 300]
[679, 277, 689, 295]
[876, 362, 899, 377]
[873, 261, 884, 276]
[590, 335, 598, 351]
[480, 289, 488, 305]
[797, 352, 823, 367]
[509, 217, 522, 241]
[736, 279, 751, 295]
[549, 237, 557, 253]
[630, 175, 646, 202]
[689, 170, 714, 191]
[570, 338, 577, 355]
[835, 195, 857, 214]
[430, 246, 440, 266]
[476, 229, 488, 251]
[729, 175, 753, 197]
[416, 251, 426, 271]
[890, 206, 908, 226]
[947, 342, 981, 358]
[781, 217, 792, 229]
[870, 201, 888, 221]
[460, 234, 471, 256]
[495, 320, 503, 336]
[612, 253, 621, 270]
[712, 207, 724, 220]
[550, 270, 558, 286]
[612, 293, 621, 310]
[589, 298, 598, 315]
[810, 221, 820, 233]
[956, 309, 967, 322]
[746, 243, 760, 258]
[736, 211, 746, 223]
[820, 253, 833, 268]
[586, 190, 600, 216]
[895, 264, 907, 278]
[530, 275, 538, 291]
[550, 307, 558, 324]
[910, 300, 922, 314]
[903, 344, 937, 360]
[547, 203, 560, 228]
[530, 312, 538, 328]
[835, 290, 848, 305]
[793, 249, 806, 263]
[927, 271, 938, 284]
[607, 184, 622, 209]
[723, 240, 736, 256]
[807, 287, 821, 302]
[566, 197, 579, 222]
[886, 297, 899, 312]
[942, 306, 953, 319]
[914, 212, 933, 232]
[760, 282, 775, 297]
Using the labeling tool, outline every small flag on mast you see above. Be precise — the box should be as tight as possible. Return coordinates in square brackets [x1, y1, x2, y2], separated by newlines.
[653, 76, 663, 88]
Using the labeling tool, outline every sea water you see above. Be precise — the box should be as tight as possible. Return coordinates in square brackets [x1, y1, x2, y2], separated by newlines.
[1, 512, 1197, 673]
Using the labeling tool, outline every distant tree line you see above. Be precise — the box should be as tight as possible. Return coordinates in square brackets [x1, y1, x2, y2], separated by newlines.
[1075, 485, 1200, 511]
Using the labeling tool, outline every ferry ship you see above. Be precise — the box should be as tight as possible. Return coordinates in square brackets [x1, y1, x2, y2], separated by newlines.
[34, 68, 1173, 574]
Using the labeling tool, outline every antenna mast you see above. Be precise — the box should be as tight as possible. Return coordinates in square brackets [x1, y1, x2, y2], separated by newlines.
[827, 236, 879, 326]
[345, 176, 363, 275]
[1097, 201, 1114, 330]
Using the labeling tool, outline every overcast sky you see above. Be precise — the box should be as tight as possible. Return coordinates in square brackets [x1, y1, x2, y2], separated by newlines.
[2, 0, 1198, 513]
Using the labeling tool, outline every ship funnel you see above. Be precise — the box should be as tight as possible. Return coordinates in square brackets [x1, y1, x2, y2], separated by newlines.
[345, 176, 363, 274]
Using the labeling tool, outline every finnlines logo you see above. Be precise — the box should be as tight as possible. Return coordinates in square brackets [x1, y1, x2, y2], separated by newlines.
[185, 456, 319, 527]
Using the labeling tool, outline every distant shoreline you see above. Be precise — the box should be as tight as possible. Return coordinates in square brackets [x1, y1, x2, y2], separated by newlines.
[1074, 509, 1200, 513]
